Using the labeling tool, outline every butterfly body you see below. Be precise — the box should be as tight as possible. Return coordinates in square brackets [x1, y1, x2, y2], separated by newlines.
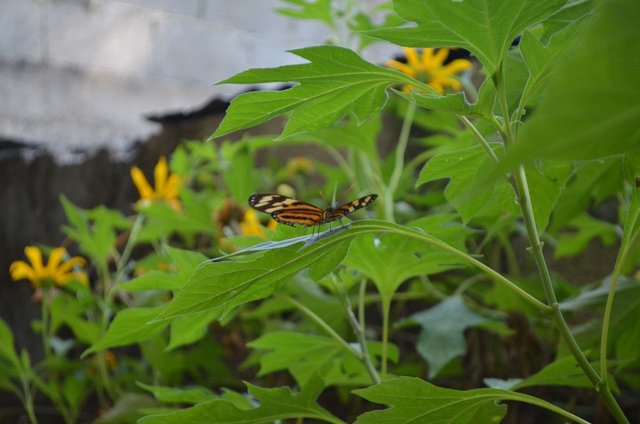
[248, 193, 377, 227]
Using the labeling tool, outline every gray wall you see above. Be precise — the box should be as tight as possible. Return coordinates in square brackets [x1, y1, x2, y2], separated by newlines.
[0, 0, 392, 152]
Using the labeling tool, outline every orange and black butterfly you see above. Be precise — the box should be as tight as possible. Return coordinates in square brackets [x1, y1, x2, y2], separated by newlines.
[248, 193, 378, 227]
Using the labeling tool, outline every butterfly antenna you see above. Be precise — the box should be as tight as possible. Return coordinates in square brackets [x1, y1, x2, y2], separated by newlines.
[331, 182, 338, 208]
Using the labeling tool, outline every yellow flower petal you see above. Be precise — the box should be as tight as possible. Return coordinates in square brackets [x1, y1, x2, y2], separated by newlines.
[154, 157, 169, 196]
[164, 174, 182, 199]
[24, 246, 44, 274]
[131, 166, 154, 200]
[386, 60, 417, 77]
[403, 47, 420, 67]
[442, 59, 472, 74]
[56, 255, 87, 274]
[429, 81, 445, 94]
[9, 261, 37, 283]
[431, 48, 449, 66]
[46, 247, 66, 274]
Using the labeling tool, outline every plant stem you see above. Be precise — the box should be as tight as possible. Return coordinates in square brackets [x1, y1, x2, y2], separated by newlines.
[20, 378, 38, 424]
[600, 200, 640, 384]
[494, 68, 629, 424]
[384, 101, 416, 222]
[278, 294, 362, 362]
[381, 298, 391, 378]
[332, 276, 381, 384]
[458, 115, 499, 164]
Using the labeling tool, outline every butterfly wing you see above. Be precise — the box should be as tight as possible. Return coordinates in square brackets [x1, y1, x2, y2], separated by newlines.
[248, 194, 326, 227]
[327, 194, 378, 222]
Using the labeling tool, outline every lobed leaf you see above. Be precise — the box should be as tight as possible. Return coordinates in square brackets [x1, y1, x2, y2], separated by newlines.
[212, 46, 414, 139]
[367, 0, 566, 74]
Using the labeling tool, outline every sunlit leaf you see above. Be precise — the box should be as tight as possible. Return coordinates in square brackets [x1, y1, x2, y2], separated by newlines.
[139, 374, 341, 424]
[212, 46, 414, 139]
[367, 0, 565, 74]
[353, 377, 507, 423]
[509, 0, 640, 161]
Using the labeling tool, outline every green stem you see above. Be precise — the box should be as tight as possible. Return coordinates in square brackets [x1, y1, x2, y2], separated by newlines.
[494, 67, 629, 423]
[600, 202, 640, 384]
[332, 276, 381, 384]
[19, 378, 38, 424]
[40, 290, 73, 424]
[278, 294, 362, 362]
[384, 101, 416, 222]
[381, 298, 391, 378]
[458, 115, 499, 164]
[358, 280, 366, 329]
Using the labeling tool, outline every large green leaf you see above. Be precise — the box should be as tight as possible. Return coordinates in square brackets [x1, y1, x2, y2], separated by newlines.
[353, 377, 506, 423]
[417, 143, 516, 222]
[409, 296, 486, 378]
[212, 46, 416, 139]
[353, 377, 588, 424]
[367, 0, 566, 74]
[345, 233, 461, 301]
[419, 143, 571, 229]
[518, 13, 588, 112]
[84, 306, 166, 355]
[0, 318, 20, 370]
[137, 382, 217, 404]
[509, 0, 640, 161]
[249, 331, 395, 387]
[485, 355, 591, 390]
[139, 374, 343, 424]
[116, 247, 207, 292]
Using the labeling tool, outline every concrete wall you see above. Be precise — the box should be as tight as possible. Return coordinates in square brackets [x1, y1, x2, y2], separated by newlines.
[0, 0, 392, 153]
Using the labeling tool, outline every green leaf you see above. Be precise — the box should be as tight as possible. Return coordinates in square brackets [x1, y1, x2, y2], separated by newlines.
[275, 0, 334, 27]
[50, 295, 100, 344]
[551, 157, 623, 230]
[155, 230, 360, 322]
[509, 0, 640, 161]
[402, 76, 498, 119]
[555, 214, 617, 258]
[249, 331, 391, 387]
[167, 309, 221, 350]
[345, 233, 461, 301]
[85, 306, 167, 355]
[116, 247, 207, 292]
[212, 46, 414, 139]
[139, 374, 342, 424]
[221, 141, 256, 204]
[60, 196, 128, 265]
[418, 143, 517, 222]
[368, 0, 565, 74]
[138, 382, 217, 404]
[353, 377, 507, 423]
[513, 355, 591, 389]
[419, 143, 571, 229]
[0, 318, 20, 369]
[519, 14, 588, 112]
[409, 296, 486, 378]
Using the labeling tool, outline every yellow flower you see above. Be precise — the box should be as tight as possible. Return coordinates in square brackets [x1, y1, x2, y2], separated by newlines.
[286, 157, 314, 179]
[130, 156, 182, 211]
[10, 246, 88, 289]
[239, 210, 277, 238]
[386, 47, 472, 94]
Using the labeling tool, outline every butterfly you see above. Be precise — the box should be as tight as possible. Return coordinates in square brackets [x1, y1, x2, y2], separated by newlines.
[248, 193, 378, 227]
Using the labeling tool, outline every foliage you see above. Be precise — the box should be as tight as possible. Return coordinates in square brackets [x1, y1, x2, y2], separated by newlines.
[2, 0, 639, 423]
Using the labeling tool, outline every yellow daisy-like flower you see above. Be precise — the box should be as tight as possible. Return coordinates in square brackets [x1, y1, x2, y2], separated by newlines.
[9, 246, 88, 289]
[239, 210, 278, 238]
[130, 156, 182, 211]
[386, 47, 472, 94]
